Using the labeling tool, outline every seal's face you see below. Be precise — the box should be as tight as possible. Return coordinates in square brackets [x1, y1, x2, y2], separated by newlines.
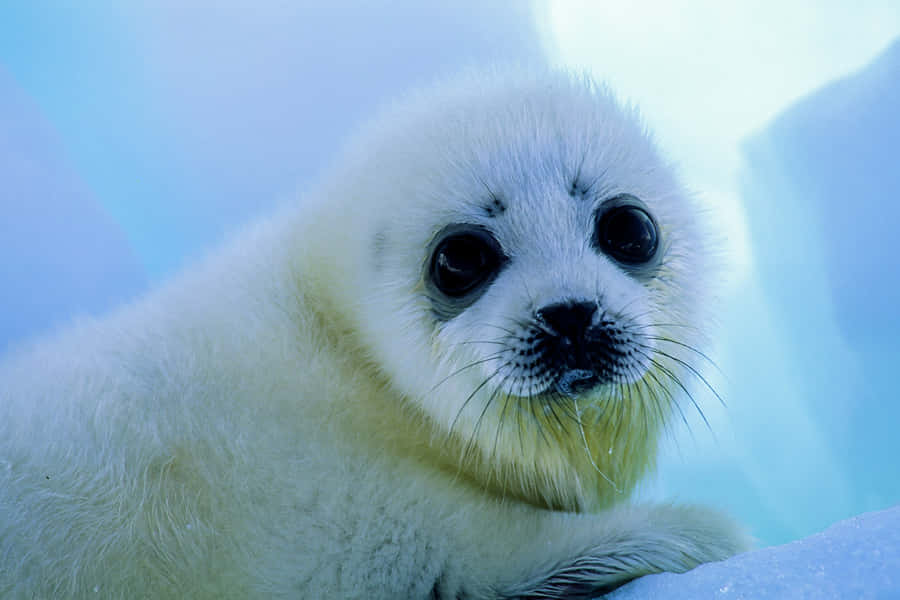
[331, 70, 710, 507]
[425, 192, 662, 400]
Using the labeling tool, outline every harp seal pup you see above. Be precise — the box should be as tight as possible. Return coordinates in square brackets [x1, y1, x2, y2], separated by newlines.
[0, 68, 749, 598]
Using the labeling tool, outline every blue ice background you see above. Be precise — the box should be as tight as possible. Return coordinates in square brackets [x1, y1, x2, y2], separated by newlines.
[652, 38, 900, 549]
[732, 39, 900, 541]
[1, 3, 898, 593]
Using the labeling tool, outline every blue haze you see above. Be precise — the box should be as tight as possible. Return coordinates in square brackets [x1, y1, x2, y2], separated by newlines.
[0, 1, 543, 286]
[0, 65, 147, 351]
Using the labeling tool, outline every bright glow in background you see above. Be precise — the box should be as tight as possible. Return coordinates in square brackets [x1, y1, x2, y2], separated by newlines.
[2, 2, 898, 547]
[545, 0, 900, 276]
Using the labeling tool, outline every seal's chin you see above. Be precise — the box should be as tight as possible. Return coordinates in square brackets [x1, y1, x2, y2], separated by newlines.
[554, 369, 601, 398]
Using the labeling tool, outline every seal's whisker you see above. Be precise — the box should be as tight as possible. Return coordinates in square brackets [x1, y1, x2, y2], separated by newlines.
[639, 349, 712, 433]
[430, 353, 505, 393]
[636, 365, 682, 439]
[543, 390, 570, 433]
[449, 365, 504, 440]
[645, 335, 723, 375]
[473, 322, 519, 337]
[463, 361, 513, 466]
[555, 393, 582, 426]
[525, 382, 551, 448]
[633, 321, 705, 334]
[646, 368, 677, 431]
[664, 368, 709, 433]
[490, 371, 518, 465]
[574, 396, 621, 493]
[646, 344, 726, 408]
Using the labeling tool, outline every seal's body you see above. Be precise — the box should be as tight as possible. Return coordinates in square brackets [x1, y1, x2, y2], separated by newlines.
[0, 69, 748, 598]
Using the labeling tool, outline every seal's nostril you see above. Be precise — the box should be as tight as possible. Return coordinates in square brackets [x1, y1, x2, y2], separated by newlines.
[536, 301, 597, 341]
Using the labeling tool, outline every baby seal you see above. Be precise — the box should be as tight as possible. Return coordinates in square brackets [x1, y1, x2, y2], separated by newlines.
[0, 68, 748, 598]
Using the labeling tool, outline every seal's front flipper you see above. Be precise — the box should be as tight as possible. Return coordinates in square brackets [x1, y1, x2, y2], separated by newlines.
[495, 504, 752, 600]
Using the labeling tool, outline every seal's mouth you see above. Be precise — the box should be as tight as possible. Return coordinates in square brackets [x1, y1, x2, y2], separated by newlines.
[554, 369, 601, 397]
[473, 299, 653, 402]
[529, 300, 648, 397]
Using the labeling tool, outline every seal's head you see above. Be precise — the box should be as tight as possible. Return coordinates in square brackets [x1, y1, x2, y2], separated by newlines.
[308, 69, 712, 511]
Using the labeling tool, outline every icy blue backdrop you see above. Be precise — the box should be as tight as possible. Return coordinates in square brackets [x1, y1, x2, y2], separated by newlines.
[1, 3, 897, 549]
[679, 39, 900, 545]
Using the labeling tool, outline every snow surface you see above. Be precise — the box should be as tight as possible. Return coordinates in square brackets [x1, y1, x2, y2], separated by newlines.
[608, 506, 900, 599]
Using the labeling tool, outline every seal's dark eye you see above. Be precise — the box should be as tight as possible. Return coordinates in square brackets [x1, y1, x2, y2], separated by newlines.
[430, 229, 505, 298]
[594, 195, 659, 265]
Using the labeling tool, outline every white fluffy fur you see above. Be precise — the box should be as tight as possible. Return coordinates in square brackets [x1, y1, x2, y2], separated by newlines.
[0, 69, 749, 598]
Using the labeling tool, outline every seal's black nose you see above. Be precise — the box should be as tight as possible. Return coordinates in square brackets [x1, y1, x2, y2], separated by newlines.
[537, 301, 597, 343]
[537, 301, 601, 396]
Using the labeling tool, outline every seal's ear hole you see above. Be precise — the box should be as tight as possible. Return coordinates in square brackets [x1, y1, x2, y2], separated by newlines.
[593, 194, 660, 267]
[429, 227, 506, 298]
